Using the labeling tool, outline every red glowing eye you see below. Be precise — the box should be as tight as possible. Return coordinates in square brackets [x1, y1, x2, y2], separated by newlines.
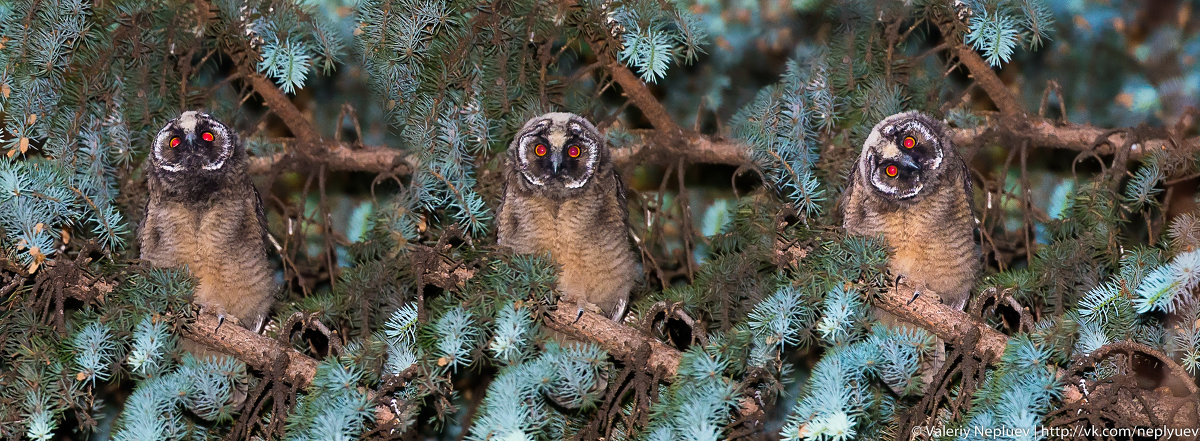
[903, 136, 916, 149]
[567, 145, 581, 158]
[169, 137, 180, 148]
[886, 165, 899, 177]
[201, 132, 215, 142]
[534, 144, 547, 156]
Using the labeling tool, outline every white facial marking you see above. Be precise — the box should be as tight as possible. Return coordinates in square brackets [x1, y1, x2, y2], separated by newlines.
[518, 120, 551, 186]
[203, 118, 233, 170]
[563, 121, 599, 189]
[900, 119, 943, 170]
[547, 130, 567, 148]
[177, 111, 202, 133]
[880, 142, 901, 159]
[153, 120, 184, 172]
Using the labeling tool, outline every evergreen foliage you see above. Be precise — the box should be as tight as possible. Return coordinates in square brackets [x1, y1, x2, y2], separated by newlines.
[0, 0, 1198, 438]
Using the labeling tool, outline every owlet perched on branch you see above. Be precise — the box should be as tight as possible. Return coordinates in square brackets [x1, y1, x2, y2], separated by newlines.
[496, 112, 639, 320]
[140, 111, 276, 331]
[841, 111, 981, 310]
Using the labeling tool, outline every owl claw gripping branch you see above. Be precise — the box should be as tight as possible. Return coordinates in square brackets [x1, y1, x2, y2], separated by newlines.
[140, 111, 278, 343]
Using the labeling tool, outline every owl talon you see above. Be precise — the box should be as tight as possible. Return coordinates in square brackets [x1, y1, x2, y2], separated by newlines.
[609, 298, 628, 322]
[906, 289, 922, 305]
[573, 307, 585, 324]
[214, 314, 226, 333]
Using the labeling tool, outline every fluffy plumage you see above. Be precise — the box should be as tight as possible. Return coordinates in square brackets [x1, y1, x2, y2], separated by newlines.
[842, 111, 980, 309]
[140, 111, 276, 330]
[496, 112, 638, 320]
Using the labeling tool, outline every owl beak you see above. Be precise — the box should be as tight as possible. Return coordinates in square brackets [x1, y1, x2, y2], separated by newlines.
[897, 154, 918, 170]
[185, 132, 196, 144]
[551, 152, 562, 175]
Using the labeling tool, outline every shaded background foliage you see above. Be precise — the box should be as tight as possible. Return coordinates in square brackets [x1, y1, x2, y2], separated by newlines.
[0, 0, 1199, 439]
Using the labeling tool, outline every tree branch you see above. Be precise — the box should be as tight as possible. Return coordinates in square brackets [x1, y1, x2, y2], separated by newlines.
[184, 312, 318, 384]
[248, 140, 413, 175]
[934, 15, 1024, 116]
[243, 73, 320, 140]
[953, 116, 1198, 156]
[875, 283, 1010, 360]
[542, 304, 682, 378]
[245, 117, 1198, 176]
[599, 52, 684, 136]
[949, 45, 1024, 116]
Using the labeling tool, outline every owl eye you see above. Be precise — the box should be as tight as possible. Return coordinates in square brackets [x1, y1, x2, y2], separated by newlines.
[534, 144, 548, 157]
[169, 137, 180, 148]
[567, 145, 581, 158]
[885, 165, 899, 177]
[903, 136, 916, 149]
[201, 132, 215, 142]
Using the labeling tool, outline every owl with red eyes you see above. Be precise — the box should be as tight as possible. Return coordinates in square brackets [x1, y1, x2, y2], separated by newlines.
[841, 111, 980, 310]
[496, 112, 639, 321]
[140, 111, 276, 339]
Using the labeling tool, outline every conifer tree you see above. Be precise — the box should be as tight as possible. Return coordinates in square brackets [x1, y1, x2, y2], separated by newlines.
[0, 0, 1198, 439]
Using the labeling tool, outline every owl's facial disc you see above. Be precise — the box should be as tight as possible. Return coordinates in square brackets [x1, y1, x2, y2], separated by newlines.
[153, 111, 232, 173]
[517, 119, 598, 190]
[865, 119, 945, 199]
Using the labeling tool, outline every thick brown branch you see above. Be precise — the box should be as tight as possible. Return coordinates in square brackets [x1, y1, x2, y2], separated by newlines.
[244, 116, 1197, 176]
[953, 116, 1200, 156]
[184, 312, 318, 384]
[199, 0, 318, 141]
[248, 140, 413, 175]
[184, 311, 399, 423]
[876, 283, 1199, 427]
[935, 17, 1024, 116]
[244, 73, 320, 139]
[543, 303, 682, 378]
[950, 44, 1024, 116]
[246, 132, 751, 176]
[599, 52, 684, 135]
[618, 129, 750, 166]
[541, 301, 764, 418]
[874, 283, 1009, 360]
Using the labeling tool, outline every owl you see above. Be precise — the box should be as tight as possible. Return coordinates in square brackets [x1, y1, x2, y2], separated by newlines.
[496, 112, 638, 320]
[140, 111, 276, 331]
[841, 111, 980, 310]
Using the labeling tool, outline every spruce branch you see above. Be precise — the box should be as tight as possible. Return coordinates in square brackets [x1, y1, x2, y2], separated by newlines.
[181, 312, 318, 384]
[935, 12, 1025, 116]
[874, 283, 1009, 360]
[542, 303, 682, 378]
[239, 117, 1198, 176]
[182, 312, 401, 425]
[600, 51, 684, 136]
[541, 301, 765, 419]
[196, 0, 320, 141]
[243, 72, 320, 139]
[877, 283, 1199, 427]
[58, 283, 405, 425]
[951, 116, 1200, 157]
[247, 140, 413, 175]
